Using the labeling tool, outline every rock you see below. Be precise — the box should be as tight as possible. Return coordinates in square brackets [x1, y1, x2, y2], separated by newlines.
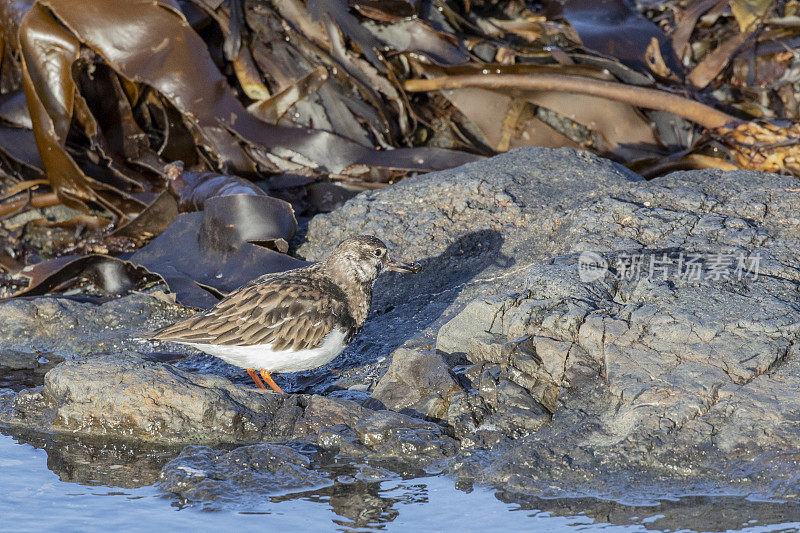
[369, 348, 462, 420]
[0, 292, 210, 393]
[443, 358, 552, 442]
[298, 147, 642, 263]
[0, 290, 304, 388]
[0, 354, 458, 467]
[0, 349, 60, 371]
[437, 166, 800, 498]
[0, 349, 62, 391]
[296, 395, 458, 464]
[297, 146, 800, 498]
[478, 379, 551, 439]
[292, 147, 642, 392]
[0, 353, 304, 444]
[159, 444, 332, 508]
[0, 293, 192, 361]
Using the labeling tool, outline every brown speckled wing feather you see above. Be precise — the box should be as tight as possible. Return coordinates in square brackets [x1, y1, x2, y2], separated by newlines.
[150, 271, 355, 351]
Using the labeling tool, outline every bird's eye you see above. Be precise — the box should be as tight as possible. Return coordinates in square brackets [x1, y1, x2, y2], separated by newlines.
[374, 248, 384, 257]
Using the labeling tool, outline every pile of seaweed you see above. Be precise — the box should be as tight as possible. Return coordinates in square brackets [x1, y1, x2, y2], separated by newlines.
[0, 0, 796, 304]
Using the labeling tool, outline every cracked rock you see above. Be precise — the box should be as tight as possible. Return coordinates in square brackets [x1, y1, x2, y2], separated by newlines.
[368, 348, 463, 420]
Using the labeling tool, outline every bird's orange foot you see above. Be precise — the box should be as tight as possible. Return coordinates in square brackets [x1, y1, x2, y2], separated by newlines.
[246, 368, 267, 390]
[260, 369, 285, 394]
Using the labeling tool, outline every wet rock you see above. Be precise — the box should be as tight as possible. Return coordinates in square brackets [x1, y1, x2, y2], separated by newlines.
[444, 360, 551, 442]
[0, 349, 60, 371]
[354, 411, 457, 462]
[297, 395, 458, 464]
[369, 348, 462, 420]
[0, 291, 275, 391]
[0, 293, 193, 362]
[0, 349, 62, 391]
[292, 395, 365, 437]
[0, 355, 458, 467]
[159, 444, 332, 507]
[4, 146, 800, 504]
[0, 353, 304, 444]
[478, 379, 551, 439]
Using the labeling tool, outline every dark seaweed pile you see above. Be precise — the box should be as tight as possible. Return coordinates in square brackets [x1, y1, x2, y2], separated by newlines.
[0, 0, 798, 302]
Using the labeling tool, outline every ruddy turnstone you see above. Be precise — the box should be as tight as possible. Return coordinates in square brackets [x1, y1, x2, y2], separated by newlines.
[142, 235, 420, 393]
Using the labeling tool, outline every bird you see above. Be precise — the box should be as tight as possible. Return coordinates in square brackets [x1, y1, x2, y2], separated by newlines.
[141, 235, 421, 393]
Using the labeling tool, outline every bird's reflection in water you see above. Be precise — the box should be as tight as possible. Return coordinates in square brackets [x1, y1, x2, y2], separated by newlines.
[270, 461, 432, 530]
[282, 478, 402, 529]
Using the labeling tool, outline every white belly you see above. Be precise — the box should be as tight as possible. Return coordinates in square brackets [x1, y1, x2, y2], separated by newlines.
[183, 329, 348, 373]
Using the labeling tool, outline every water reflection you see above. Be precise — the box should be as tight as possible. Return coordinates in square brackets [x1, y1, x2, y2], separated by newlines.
[282, 461, 439, 530]
[2, 427, 800, 532]
[0, 351, 61, 391]
[2, 427, 181, 488]
[498, 491, 800, 532]
[283, 476, 403, 529]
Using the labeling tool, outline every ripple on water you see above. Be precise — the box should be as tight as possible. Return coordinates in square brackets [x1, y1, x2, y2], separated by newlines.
[0, 432, 799, 532]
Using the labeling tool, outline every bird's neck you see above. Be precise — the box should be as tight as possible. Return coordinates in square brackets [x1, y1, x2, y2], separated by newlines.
[319, 261, 373, 328]
[347, 281, 372, 328]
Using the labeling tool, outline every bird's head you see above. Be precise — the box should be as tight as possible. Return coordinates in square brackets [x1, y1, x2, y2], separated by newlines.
[325, 235, 421, 285]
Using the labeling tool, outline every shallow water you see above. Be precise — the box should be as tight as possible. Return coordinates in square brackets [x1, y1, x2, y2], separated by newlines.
[1, 433, 799, 533]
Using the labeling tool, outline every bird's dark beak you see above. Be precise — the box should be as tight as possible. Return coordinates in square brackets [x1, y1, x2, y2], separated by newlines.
[387, 257, 422, 273]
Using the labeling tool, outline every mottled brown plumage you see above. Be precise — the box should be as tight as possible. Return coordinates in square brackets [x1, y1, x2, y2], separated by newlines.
[150, 268, 357, 351]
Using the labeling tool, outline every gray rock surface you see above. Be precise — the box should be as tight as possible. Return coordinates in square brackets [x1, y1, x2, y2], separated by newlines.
[0, 293, 195, 384]
[435, 166, 800, 499]
[368, 348, 463, 420]
[297, 146, 800, 499]
[2, 146, 800, 506]
[296, 395, 458, 464]
[0, 353, 457, 465]
[0, 292, 277, 390]
[2, 353, 303, 444]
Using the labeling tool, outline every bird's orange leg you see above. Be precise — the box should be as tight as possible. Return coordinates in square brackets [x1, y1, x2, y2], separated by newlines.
[260, 369, 285, 394]
[246, 368, 267, 390]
